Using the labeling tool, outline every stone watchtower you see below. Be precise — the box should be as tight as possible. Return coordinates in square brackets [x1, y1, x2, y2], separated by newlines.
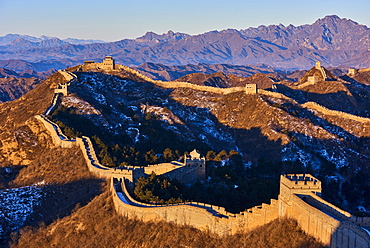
[348, 68, 358, 76]
[184, 149, 206, 179]
[54, 83, 69, 96]
[245, 84, 257, 94]
[306, 61, 327, 84]
[101, 56, 115, 71]
[278, 174, 321, 216]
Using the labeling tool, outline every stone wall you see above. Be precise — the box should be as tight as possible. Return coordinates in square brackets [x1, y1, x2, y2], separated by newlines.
[288, 193, 341, 245]
[144, 162, 184, 175]
[58, 69, 75, 82]
[111, 177, 280, 235]
[76, 136, 145, 182]
[301, 101, 370, 124]
[35, 115, 76, 148]
[286, 194, 370, 247]
[34, 61, 370, 245]
[358, 67, 370, 73]
[259, 89, 298, 102]
[278, 174, 370, 247]
[44, 93, 59, 116]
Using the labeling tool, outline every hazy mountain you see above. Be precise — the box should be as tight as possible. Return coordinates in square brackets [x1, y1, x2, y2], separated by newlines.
[0, 15, 369, 72]
[0, 59, 71, 72]
[0, 34, 106, 47]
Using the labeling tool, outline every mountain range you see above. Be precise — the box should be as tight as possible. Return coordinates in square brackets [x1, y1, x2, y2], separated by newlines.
[0, 15, 369, 72]
[0, 34, 105, 46]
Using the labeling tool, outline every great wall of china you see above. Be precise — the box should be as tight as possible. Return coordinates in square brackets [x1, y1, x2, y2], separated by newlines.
[31, 61, 370, 247]
[81, 57, 370, 129]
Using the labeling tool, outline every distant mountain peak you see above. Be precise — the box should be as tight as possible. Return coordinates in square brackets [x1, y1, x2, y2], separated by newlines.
[136, 30, 190, 43]
[314, 14, 360, 26]
[1, 15, 370, 71]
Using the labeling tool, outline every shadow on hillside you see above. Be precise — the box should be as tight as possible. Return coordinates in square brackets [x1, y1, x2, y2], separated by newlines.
[31, 178, 104, 225]
[3, 178, 104, 248]
[0, 166, 25, 189]
[231, 127, 284, 162]
[50, 71, 370, 213]
[66, 71, 368, 164]
[275, 84, 369, 117]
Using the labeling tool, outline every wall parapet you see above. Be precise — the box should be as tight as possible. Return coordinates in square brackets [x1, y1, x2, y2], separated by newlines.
[281, 174, 321, 189]
[35, 115, 76, 148]
[44, 93, 60, 116]
[111, 177, 279, 235]
[58, 69, 76, 82]
[288, 194, 370, 247]
[76, 136, 144, 181]
[35, 59, 370, 245]
[301, 101, 370, 124]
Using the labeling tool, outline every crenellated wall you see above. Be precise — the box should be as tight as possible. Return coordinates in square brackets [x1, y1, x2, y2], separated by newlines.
[33, 61, 370, 246]
[302, 101, 370, 124]
[76, 136, 145, 182]
[111, 177, 279, 235]
[278, 174, 370, 247]
[35, 115, 76, 148]
[58, 69, 76, 82]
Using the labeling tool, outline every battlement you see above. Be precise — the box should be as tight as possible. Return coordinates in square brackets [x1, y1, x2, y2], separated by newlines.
[281, 174, 321, 189]
[279, 174, 322, 212]
[31, 56, 370, 247]
[83, 56, 116, 71]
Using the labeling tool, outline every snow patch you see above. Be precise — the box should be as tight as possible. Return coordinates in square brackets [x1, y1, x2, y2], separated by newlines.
[62, 96, 101, 115]
[0, 186, 44, 240]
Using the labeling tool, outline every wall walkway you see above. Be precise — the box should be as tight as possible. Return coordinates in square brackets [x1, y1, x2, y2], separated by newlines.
[118, 64, 370, 128]
[111, 177, 279, 235]
[33, 64, 370, 246]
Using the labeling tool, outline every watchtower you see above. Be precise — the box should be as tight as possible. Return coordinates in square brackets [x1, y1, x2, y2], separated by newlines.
[307, 75, 320, 84]
[279, 174, 321, 215]
[101, 56, 115, 71]
[348, 68, 358, 76]
[245, 84, 257, 94]
[315, 61, 321, 70]
[54, 83, 69, 96]
[184, 149, 206, 179]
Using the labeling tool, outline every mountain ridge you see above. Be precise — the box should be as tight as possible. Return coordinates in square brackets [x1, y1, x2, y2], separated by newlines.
[0, 15, 369, 72]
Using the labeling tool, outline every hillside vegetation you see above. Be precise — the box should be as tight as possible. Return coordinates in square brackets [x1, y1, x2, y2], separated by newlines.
[1, 63, 370, 247]
[11, 191, 323, 248]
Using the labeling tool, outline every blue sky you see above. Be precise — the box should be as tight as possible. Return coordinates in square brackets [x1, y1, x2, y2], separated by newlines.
[0, 0, 369, 41]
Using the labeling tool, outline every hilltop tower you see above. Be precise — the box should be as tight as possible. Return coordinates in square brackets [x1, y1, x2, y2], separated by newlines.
[101, 56, 115, 71]
[348, 68, 358, 76]
[82, 56, 116, 71]
[184, 149, 206, 179]
[83, 60, 95, 71]
[302, 61, 329, 85]
[245, 84, 257, 94]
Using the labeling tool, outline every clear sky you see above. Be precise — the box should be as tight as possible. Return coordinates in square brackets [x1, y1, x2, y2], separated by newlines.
[0, 0, 369, 42]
